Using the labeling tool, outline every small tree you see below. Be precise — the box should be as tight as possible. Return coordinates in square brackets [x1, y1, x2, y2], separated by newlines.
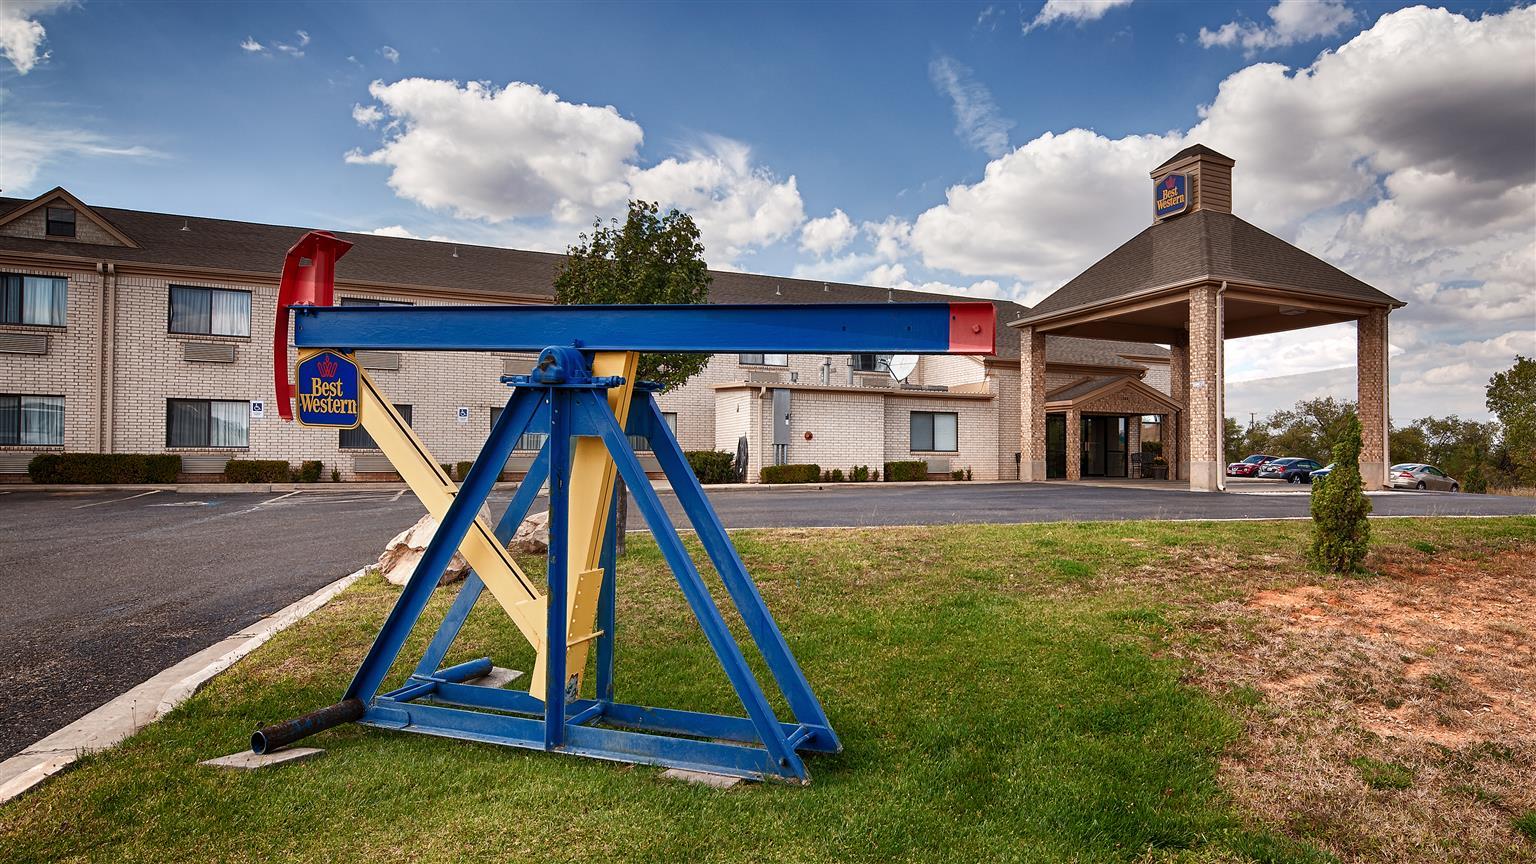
[554, 201, 713, 553]
[1310, 414, 1372, 573]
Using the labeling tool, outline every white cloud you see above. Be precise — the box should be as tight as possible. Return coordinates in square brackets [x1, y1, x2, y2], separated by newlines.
[240, 37, 264, 53]
[1024, 0, 1135, 33]
[380, 45, 400, 64]
[929, 55, 1014, 158]
[296, 29, 310, 47]
[799, 208, 857, 256]
[0, 124, 161, 192]
[0, 0, 69, 74]
[1199, 0, 1355, 56]
[905, 5, 1534, 421]
[628, 136, 805, 262]
[351, 103, 384, 127]
[349, 79, 804, 266]
[865, 216, 912, 261]
[369, 225, 416, 238]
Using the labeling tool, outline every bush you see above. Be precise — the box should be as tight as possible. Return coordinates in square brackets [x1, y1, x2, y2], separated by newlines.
[872, 468, 879, 481]
[441, 463, 455, 480]
[330, 468, 341, 482]
[225, 459, 292, 483]
[455, 461, 474, 482]
[951, 469, 964, 480]
[965, 467, 973, 481]
[685, 450, 736, 484]
[760, 463, 820, 484]
[298, 460, 323, 483]
[851, 465, 869, 482]
[830, 468, 844, 482]
[1310, 415, 1372, 573]
[1141, 440, 1164, 458]
[884, 460, 928, 482]
[28, 453, 181, 484]
[1463, 462, 1487, 493]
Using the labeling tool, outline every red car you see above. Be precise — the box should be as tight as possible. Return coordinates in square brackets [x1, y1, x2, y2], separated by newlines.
[1226, 454, 1279, 477]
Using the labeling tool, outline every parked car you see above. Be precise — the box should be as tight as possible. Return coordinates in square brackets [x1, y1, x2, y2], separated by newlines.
[1388, 463, 1460, 492]
[1309, 463, 1335, 484]
[1257, 457, 1324, 483]
[1226, 454, 1280, 477]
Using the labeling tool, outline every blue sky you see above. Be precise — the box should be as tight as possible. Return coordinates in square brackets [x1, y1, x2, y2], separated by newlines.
[3, 0, 1534, 422]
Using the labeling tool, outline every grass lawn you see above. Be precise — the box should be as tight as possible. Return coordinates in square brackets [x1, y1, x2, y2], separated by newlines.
[2, 517, 1533, 863]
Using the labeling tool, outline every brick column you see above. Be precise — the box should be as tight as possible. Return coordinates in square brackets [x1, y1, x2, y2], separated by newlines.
[1019, 326, 1047, 481]
[1128, 416, 1142, 478]
[1357, 307, 1391, 489]
[1169, 342, 1188, 481]
[1066, 408, 1082, 480]
[1186, 285, 1223, 491]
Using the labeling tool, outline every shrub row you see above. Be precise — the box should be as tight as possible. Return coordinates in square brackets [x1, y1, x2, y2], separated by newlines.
[297, 460, 324, 483]
[818, 465, 881, 482]
[760, 463, 820, 484]
[883, 460, 929, 482]
[686, 450, 737, 484]
[28, 453, 181, 484]
[224, 460, 292, 483]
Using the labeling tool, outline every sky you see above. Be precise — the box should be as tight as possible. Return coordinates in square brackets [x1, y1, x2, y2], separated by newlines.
[2, 0, 1533, 425]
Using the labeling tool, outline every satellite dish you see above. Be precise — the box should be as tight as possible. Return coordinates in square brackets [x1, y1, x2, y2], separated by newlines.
[887, 355, 918, 382]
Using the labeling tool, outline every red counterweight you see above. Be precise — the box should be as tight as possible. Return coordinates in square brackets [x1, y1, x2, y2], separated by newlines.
[274, 231, 353, 420]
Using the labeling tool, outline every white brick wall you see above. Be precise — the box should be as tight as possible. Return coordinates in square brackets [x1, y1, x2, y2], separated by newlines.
[0, 262, 102, 454]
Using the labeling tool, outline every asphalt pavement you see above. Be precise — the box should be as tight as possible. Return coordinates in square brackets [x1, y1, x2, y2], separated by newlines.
[1, 481, 1532, 759]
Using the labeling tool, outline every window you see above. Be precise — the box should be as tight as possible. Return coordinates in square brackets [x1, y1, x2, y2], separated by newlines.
[341, 404, 410, 449]
[169, 285, 251, 337]
[739, 353, 787, 366]
[851, 354, 892, 373]
[167, 399, 248, 448]
[662, 412, 678, 435]
[910, 411, 958, 452]
[0, 395, 64, 446]
[0, 274, 67, 326]
[492, 405, 547, 452]
[339, 297, 413, 307]
[45, 207, 76, 238]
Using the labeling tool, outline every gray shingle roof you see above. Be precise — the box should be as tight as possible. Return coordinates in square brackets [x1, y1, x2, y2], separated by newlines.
[1023, 210, 1402, 320]
[1154, 144, 1235, 170]
[1046, 376, 1125, 402]
[0, 193, 1169, 368]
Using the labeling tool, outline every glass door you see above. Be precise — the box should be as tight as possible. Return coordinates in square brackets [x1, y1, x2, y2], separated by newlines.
[1046, 414, 1066, 479]
[1105, 416, 1128, 478]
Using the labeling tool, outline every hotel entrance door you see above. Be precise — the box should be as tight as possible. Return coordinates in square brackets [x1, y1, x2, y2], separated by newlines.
[1080, 416, 1128, 478]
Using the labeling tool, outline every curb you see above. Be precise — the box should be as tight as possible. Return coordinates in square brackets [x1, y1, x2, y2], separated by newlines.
[0, 567, 367, 807]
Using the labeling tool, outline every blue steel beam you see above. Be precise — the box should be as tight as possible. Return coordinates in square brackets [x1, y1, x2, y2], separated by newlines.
[291, 302, 996, 355]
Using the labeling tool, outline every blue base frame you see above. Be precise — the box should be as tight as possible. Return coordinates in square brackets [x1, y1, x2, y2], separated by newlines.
[340, 348, 840, 783]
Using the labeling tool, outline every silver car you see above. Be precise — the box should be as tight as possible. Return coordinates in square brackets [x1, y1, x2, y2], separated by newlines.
[1388, 463, 1460, 492]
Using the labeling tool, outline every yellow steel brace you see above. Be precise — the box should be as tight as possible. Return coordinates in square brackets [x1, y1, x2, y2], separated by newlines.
[300, 349, 636, 702]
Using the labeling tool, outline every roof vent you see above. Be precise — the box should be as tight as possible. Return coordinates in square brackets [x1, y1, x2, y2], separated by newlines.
[451, 245, 459, 258]
[180, 219, 191, 232]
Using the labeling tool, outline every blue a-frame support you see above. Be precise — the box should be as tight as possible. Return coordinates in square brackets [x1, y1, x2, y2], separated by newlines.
[339, 349, 838, 783]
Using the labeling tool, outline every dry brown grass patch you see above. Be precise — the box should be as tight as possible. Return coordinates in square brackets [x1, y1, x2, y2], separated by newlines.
[1177, 548, 1536, 862]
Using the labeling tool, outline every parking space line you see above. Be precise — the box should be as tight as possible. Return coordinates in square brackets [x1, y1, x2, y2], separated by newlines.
[71, 490, 161, 509]
[260, 491, 302, 506]
[390, 489, 405, 502]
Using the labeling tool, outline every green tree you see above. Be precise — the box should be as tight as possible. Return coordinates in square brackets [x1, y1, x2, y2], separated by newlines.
[1388, 423, 1429, 465]
[1269, 396, 1357, 462]
[554, 200, 713, 391]
[1486, 355, 1536, 485]
[1223, 417, 1244, 463]
[553, 201, 713, 553]
[1310, 414, 1372, 573]
[1411, 415, 1498, 482]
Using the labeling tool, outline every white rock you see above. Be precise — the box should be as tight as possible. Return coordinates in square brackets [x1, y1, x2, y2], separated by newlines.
[378, 509, 549, 587]
[510, 510, 549, 554]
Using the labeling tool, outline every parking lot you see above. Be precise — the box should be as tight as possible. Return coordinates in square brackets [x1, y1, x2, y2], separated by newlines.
[2, 481, 1532, 759]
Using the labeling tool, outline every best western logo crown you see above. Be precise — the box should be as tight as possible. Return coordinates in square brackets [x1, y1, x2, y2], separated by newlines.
[316, 354, 339, 378]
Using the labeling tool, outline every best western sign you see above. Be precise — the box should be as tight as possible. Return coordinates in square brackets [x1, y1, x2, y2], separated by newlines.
[295, 350, 361, 428]
[1154, 173, 1189, 220]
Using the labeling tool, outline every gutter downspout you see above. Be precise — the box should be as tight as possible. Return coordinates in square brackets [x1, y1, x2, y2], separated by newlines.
[1216, 280, 1226, 492]
[96, 262, 116, 453]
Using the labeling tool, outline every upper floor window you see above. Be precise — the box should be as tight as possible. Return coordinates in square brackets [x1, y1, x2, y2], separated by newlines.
[910, 411, 958, 452]
[45, 207, 76, 238]
[340, 297, 414, 307]
[739, 353, 788, 366]
[169, 285, 250, 337]
[166, 398, 248, 448]
[851, 354, 893, 373]
[342, 404, 410, 450]
[0, 394, 64, 446]
[0, 274, 67, 326]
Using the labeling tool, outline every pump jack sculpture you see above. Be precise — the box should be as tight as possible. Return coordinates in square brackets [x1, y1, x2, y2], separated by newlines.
[253, 231, 996, 783]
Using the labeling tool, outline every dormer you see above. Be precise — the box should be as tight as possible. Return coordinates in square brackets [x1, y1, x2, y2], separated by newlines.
[1149, 144, 1235, 222]
[0, 187, 138, 248]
